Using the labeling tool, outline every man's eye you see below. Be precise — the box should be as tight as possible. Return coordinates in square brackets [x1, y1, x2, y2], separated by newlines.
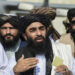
[40, 27, 45, 30]
[9, 27, 17, 29]
[0, 27, 7, 29]
[0, 27, 17, 29]
[29, 28, 36, 32]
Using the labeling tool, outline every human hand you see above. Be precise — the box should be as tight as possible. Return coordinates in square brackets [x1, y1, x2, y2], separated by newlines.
[55, 65, 72, 75]
[13, 55, 38, 73]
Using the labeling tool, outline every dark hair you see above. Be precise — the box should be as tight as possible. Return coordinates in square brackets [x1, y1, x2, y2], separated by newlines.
[0, 15, 20, 29]
[67, 8, 75, 22]
[19, 14, 51, 33]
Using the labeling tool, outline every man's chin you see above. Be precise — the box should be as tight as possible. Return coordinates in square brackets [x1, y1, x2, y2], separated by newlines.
[4, 38, 14, 44]
[34, 41, 45, 47]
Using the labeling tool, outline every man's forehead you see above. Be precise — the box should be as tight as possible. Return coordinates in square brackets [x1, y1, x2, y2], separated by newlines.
[1, 22, 14, 27]
[27, 22, 45, 28]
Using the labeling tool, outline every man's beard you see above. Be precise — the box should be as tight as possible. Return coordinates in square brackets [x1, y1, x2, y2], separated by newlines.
[0, 33, 20, 50]
[27, 35, 49, 54]
[70, 29, 75, 42]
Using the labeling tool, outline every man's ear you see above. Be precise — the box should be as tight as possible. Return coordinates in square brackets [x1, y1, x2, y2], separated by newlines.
[22, 33, 27, 40]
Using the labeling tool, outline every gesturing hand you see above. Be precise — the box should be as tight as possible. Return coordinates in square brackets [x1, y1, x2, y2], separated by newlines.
[14, 55, 38, 73]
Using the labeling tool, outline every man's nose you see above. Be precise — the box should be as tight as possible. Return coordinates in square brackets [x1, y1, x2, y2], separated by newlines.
[36, 30, 41, 35]
[6, 28, 11, 33]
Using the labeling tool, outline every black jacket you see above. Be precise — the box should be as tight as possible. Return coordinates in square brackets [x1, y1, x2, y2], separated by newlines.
[15, 40, 53, 75]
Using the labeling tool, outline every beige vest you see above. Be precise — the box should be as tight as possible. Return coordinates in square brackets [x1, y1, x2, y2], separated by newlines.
[59, 33, 75, 56]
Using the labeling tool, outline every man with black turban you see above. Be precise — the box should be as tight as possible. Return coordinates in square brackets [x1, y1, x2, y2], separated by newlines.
[6, 14, 72, 75]
[0, 15, 26, 64]
[30, 7, 60, 42]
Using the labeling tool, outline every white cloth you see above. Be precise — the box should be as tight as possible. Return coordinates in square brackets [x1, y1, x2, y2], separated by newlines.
[72, 58, 75, 75]
[4, 42, 73, 75]
[5, 53, 16, 75]
[0, 43, 8, 75]
[34, 54, 46, 75]
[51, 42, 73, 75]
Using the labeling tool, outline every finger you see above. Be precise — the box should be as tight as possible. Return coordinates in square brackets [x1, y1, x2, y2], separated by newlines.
[55, 65, 68, 70]
[55, 66, 65, 72]
[28, 59, 39, 64]
[26, 57, 37, 60]
[27, 64, 36, 70]
[55, 68, 63, 72]
[22, 54, 24, 59]
[24, 60, 38, 66]
[61, 69, 69, 74]
[29, 61, 38, 66]
[24, 58, 38, 62]
[23, 58, 38, 65]
[23, 64, 36, 71]
[55, 66, 69, 74]
[19, 54, 24, 61]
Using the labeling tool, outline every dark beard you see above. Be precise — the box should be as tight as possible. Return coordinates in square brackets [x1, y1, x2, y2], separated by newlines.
[27, 35, 46, 54]
[26, 34, 53, 56]
[27, 36, 54, 62]
[0, 33, 20, 51]
[70, 29, 75, 42]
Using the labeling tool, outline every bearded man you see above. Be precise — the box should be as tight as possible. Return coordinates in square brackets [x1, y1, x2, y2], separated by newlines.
[0, 15, 26, 59]
[6, 14, 73, 75]
[30, 7, 60, 42]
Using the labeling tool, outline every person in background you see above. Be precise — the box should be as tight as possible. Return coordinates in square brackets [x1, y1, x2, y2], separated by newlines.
[58, 8, 75, 75]
[11, 14, 72, 75]
[0, 15, 27, 75]
[63, 18, 71, 33]
[30, 7, 60, 42]
[0, 15, 26, 59]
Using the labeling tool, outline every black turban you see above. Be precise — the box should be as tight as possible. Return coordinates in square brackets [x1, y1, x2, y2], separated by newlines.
[19, 14, 51, 33]
[0, 14, 20, 29]
[67, 8, 75, 22]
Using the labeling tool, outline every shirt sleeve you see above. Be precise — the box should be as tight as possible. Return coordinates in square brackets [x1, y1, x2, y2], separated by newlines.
[4, 53, 17, 75]
[0, 43, 8, 68]
[0, 43, 8, 75]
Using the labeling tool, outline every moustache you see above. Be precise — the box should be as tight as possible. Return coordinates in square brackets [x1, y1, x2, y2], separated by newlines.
[4, 34, 14, 37]
[34, 35, 45, 40]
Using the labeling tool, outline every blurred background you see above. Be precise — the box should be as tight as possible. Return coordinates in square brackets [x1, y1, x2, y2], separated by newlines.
[0, 0, 75, 35]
